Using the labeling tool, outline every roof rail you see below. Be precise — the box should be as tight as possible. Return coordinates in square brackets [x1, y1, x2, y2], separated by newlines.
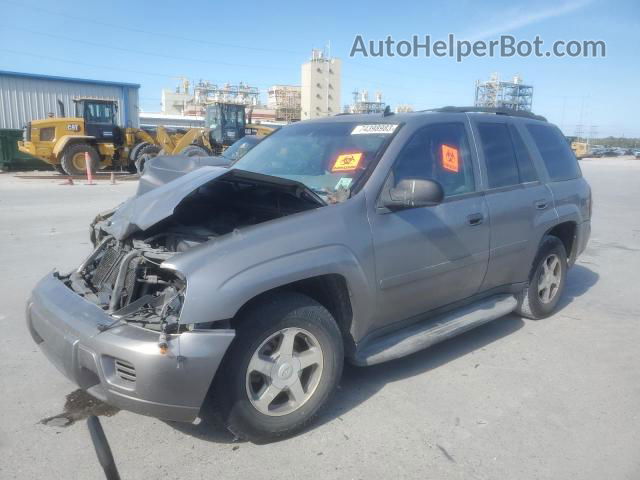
[429, 106, 547, 122]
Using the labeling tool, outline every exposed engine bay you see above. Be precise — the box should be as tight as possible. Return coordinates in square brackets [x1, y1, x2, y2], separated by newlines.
[65, 171, 324, 336]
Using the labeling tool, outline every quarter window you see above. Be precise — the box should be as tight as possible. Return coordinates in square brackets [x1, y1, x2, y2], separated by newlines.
[526, 124, 581, 181]
[477, 123, 519, 188]
[391, 123, 475, 197]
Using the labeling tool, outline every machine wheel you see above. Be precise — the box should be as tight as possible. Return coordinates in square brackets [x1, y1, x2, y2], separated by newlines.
[180, 145, 210, 157]
[516, 235, 568, 320]
[214, 292, 344, 442]
[134, 144, 161, 174]
[61, 143, 100, 176]
[129, 141, 150, 163]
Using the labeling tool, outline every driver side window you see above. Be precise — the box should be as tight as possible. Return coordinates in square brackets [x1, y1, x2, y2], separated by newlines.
[392, 123, 475, 197]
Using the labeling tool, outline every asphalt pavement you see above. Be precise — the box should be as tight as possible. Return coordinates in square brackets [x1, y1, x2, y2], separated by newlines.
[1, 158, 639, 479]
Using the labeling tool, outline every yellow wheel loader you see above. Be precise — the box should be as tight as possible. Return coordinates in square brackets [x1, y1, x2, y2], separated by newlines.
[17, 98, 213, 175]
[18, 98, 275, 175]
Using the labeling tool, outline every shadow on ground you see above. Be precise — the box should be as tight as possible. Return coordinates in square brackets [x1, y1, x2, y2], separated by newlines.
[170, 264, 599, 444]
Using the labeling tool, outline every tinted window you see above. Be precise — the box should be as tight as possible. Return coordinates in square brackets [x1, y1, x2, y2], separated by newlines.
[392, 123, 475, 196]
[509, 124, 538, 182]
[477, 123, 520, 188]
[526, 124, 581, 181]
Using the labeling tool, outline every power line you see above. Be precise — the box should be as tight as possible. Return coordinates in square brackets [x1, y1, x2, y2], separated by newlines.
[2, 25, 287, 71]
[0, 0, 307, 56]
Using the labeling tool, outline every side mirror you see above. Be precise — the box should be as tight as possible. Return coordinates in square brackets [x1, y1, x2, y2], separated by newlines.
[384, 178, 444, 210]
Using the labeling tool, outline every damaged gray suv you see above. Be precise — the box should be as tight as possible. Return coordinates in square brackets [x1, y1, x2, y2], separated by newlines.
[26, 107, 591, 441]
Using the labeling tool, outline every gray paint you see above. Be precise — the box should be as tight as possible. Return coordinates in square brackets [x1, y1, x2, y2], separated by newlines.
[27, 273, 233, 422]
[0, 70, 139, 129]
[27, 110, 592, 422]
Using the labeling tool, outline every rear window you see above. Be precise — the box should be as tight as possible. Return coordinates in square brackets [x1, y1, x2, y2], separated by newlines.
[526, 124, 581, 181]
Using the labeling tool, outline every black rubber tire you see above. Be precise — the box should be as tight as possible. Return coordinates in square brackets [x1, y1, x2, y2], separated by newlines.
[516, 235, 568, 320]
[180, 145, 210, 157]
[60, 143, 100, 175]
[214, 292, 344, 443]
[134, 144, 161, 174]
[129, 141, 150, 163]
[53, 164, 66, 174]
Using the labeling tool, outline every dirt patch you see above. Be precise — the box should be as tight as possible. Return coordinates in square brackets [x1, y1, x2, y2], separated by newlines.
[40, 389, 119, 427]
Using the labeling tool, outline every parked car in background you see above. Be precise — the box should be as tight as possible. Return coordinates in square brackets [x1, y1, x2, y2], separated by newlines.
[137, 135, 263, 195]
[27, 107, 591, 441]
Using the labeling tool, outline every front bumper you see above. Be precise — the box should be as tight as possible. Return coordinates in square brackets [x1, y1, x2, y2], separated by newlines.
[26, 272, 235, 422]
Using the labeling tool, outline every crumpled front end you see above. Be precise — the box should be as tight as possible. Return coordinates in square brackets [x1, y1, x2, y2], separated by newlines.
[26, 271, 234, 422]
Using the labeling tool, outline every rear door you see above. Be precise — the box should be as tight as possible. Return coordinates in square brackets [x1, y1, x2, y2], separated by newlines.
[369, 121, 490, 330]
[470, 117, 557, 290]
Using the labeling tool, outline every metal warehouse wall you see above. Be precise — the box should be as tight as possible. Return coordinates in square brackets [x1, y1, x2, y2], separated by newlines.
[0, 71, 139, 129]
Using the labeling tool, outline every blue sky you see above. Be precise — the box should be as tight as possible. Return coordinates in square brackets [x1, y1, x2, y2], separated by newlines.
[1, 0, 638, 136]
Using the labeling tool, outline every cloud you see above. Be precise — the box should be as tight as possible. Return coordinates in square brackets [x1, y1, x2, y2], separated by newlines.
[461, 0, 594, 40]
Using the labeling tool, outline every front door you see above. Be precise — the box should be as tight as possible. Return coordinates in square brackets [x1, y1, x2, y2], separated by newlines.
[83, 101, 118, 143]
[369, 121, 490, 332]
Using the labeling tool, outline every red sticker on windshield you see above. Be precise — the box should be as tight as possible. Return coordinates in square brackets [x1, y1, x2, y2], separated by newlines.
[441, 144, 459, 172]
[332, 152, 363, 172]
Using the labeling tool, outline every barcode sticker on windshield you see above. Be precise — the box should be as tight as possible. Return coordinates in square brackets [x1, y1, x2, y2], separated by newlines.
[351, 124, 398, 135]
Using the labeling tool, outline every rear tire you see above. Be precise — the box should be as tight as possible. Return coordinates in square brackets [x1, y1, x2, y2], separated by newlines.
[516, 235, 567, 319]
[60, 143, 100, 176]
[214, 292, 344, 442]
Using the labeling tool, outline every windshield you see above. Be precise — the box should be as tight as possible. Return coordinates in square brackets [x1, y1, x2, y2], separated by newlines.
[223, 136, 260, 161]
[232, 121, 398, 201]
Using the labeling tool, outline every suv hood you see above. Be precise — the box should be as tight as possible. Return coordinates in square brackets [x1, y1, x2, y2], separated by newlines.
[101, 167, 325, 240]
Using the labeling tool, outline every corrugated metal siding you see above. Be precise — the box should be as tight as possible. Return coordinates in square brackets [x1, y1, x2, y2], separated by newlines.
[0, 73, 139, 129]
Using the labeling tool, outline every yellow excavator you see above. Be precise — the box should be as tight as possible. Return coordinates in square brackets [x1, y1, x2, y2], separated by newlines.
[18, 98, 273, 175]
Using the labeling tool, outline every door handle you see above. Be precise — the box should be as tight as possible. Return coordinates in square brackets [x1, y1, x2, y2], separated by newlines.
[467, 213, 484, 226]
[534, 200, 549, 210]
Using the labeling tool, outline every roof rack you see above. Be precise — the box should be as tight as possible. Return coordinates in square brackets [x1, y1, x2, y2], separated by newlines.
[428, 106, 547, 122]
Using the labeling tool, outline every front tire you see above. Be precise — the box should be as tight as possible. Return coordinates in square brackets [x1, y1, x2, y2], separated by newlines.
[215, 292, 344, 442]
[516, 235, 568, 319]
[60, 143, 100, 175]
[180, 145, 210, 157]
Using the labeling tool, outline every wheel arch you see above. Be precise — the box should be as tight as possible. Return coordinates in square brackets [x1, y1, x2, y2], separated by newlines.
[231, 274, 356, 356]
[544, 221, 577, 264]
[53, 135, 96, 159]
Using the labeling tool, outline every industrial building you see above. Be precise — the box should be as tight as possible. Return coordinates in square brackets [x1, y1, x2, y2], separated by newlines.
[474, 73, 533, 112]
[0, 70, 140, 129]
[344, 89, 385, 114]
[161, 78, 260, 116]
[301, 49, 341, 119]
[267, 85, 301, 122]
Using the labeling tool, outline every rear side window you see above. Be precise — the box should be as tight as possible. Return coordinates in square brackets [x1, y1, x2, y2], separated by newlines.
[526, 124, 581, 181]
[477, 123, 519, 188]
[392, 122, 475, 197]
[509, 124, 538, 183]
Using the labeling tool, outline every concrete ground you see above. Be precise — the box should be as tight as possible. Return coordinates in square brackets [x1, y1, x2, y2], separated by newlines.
[1, 158, 639, 479]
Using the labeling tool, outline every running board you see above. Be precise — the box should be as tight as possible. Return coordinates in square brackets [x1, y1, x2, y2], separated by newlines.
[353, 294, 518, 366]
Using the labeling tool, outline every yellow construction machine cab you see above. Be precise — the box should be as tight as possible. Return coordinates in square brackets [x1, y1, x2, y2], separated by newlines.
[72, 98, 121, 144]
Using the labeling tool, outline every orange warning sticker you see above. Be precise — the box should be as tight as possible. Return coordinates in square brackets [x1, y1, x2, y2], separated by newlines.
[332, 152, 363, 172]
[441, 144, 459, 172]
